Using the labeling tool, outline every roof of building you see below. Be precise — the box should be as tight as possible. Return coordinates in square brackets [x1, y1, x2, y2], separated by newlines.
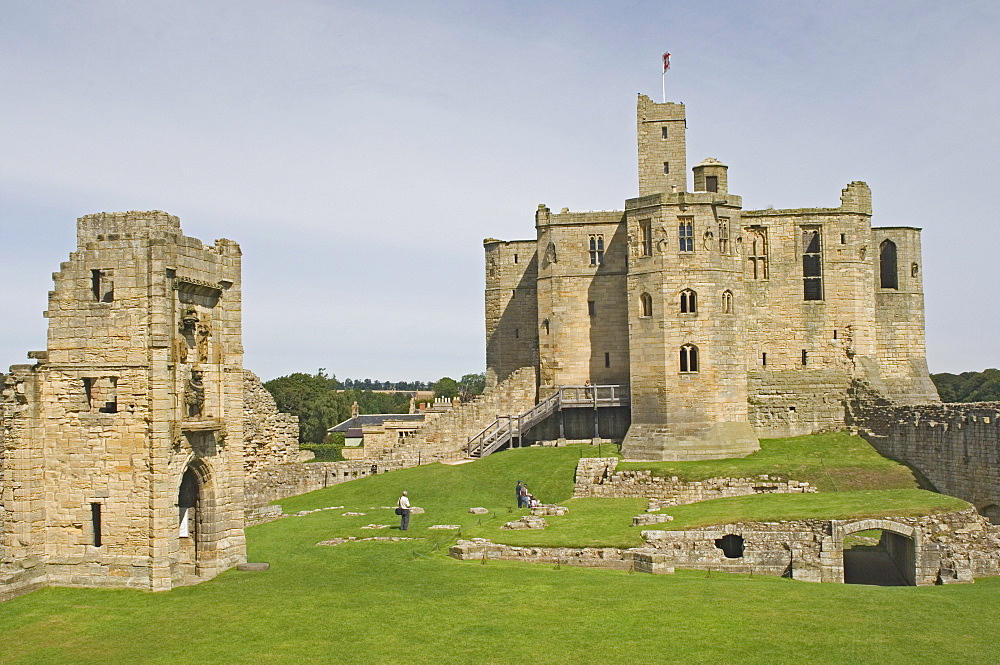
[328, 413, 426, 433]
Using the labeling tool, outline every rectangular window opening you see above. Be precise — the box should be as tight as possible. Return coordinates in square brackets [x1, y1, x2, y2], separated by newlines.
[640, 219, 653, 257]
[802, 227, 823, 301]
[661, 126, 669, 139]
[705, 175, 718, 193]
[663, 162, 670, 174]
[605, 352, 610, 368]
[588, 301, 596, 316]
[589, 235, 605, 265]
[90, 269, 114, 302]
[762, 352, 767, 366]
[801, 350, 808, 366]
[513, 254, 518, 264]
[678, 218, 694, 252]
[91, 503, 102, 547]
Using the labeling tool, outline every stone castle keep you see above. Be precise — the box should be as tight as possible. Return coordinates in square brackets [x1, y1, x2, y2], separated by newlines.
[486, 94, 939, 461]
[0, 212, 247, 597]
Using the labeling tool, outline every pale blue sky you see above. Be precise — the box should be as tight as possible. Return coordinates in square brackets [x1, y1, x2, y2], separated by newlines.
[2, 1, 998, 381]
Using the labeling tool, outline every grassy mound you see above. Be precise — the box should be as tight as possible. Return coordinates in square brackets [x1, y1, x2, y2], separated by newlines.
[616, 431, 920, 491]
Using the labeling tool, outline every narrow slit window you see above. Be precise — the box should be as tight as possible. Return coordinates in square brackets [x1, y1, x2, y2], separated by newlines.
[722, 290, 734, 314]
[513, 254, 518, 264]
[762, 352, 767, 366]
[515, 328, 519, 339]
[663, 161, 670, 174]
[91, 503, 102, 547]
[605, 352, 610, 368]
[801, 350, 808, 366]
[588, 300, 596, 316]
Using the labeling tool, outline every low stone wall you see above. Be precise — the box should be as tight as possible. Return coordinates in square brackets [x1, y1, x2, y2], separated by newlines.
[244, 458, 418, 512]
[850, 382, 1000, 517]
[450, 510, 1000, 585]
[385, 366, 537, 460]
[573, 457, 816, 506]
[449, 539, 637, 571]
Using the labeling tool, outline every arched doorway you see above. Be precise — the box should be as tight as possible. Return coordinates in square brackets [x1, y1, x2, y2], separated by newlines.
[177, 464, 206, 576]
[841, 522, 916, 586]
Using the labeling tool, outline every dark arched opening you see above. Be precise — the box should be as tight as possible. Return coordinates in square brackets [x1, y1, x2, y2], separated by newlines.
[178, 466, 202, 571]
[880, 240, 898, 289]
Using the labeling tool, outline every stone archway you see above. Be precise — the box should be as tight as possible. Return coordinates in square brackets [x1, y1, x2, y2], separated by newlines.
[177, 460, 213, 578]
[835, 519, 916, 586]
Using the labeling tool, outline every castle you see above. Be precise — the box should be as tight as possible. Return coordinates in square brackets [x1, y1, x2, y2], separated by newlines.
[485, 95, 939, 461]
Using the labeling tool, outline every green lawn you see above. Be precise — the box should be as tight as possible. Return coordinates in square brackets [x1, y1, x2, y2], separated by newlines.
[1, 438, 997, 664]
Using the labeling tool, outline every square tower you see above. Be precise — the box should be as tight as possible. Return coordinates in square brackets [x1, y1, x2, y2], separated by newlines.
[1, 211, 246, 597]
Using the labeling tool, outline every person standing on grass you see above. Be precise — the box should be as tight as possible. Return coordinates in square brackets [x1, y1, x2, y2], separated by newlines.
[516, 480, 523, 508]
[397, 491, 411, 531]
[518, 483, 529, 509]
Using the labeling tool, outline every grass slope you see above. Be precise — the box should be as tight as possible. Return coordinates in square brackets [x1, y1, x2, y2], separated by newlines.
[0, 437, 994, 664]
[616, 431, 920, 491]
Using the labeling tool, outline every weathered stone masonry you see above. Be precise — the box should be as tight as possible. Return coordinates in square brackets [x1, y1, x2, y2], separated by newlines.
[485, 93, 938, 462]
[1, 212, 248, 600]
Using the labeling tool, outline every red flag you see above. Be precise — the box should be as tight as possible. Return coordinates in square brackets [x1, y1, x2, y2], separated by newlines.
[662, 52, 671, 73]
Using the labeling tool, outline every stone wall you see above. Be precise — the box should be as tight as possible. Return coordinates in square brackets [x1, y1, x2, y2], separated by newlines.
[450, 509, 1000, 585]
[243, 370, 301, 478]
[244, 458, 418, 516]
[851, 385, 1000, 518]
[573, 457, 816, 505]
[383, 366, 537, 460]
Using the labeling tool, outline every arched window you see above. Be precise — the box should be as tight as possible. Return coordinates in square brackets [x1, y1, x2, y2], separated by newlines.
[722, 290, 734, 314]
[680, 344, 699, 373]
[880, 239, 898, 289]
[640, 292, 653, 317]
[679, 289, 697, 314]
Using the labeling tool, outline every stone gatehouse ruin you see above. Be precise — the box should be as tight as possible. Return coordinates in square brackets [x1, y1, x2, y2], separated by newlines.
[0, 212, 249, 600]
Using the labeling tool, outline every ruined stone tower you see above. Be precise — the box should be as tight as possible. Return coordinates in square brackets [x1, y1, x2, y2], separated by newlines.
[0, 211, 246, 599]
[485, 94, 938, 461]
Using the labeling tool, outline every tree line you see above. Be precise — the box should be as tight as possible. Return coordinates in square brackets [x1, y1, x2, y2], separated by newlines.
[931, 369, 1000, 403]
[263, 369, 486, 444]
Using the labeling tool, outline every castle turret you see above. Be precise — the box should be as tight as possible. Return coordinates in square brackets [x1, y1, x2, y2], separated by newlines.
[637, 95, 687, 196]
[692, 157, 728, 194]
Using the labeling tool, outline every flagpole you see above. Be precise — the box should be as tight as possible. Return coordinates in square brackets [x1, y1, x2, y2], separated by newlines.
[661, 51, 670, 103]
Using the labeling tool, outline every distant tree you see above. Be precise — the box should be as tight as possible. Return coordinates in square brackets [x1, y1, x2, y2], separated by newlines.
[264, 370, 348, 443]
[931, 369, 1000, 402]
[432, 376, 460, 399]
[458, 372, 486, 401]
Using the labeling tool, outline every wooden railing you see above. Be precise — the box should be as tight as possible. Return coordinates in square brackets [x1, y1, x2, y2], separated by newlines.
[467, 385, 629, 458]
